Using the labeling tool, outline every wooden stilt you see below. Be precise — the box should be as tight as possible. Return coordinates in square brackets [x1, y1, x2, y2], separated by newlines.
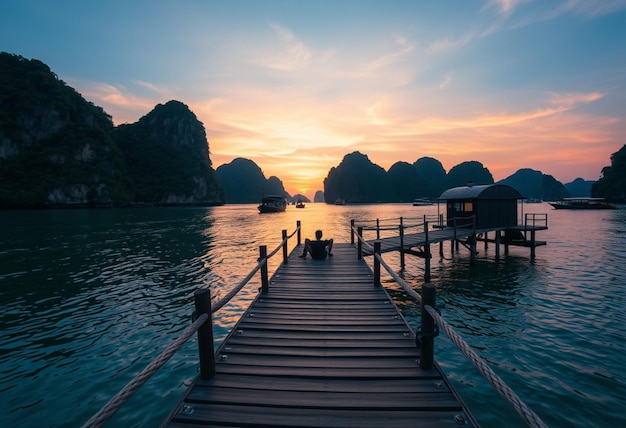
[495, 230, 501, 261]
[399, 218, 405, 269]
[424, 222, 431, 282]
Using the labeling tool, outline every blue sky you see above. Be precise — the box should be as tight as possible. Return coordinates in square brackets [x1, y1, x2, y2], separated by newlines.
[2, 0, 625, 197]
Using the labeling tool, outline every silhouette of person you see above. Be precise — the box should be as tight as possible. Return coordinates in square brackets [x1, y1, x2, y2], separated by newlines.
[299, 230, 333, 260]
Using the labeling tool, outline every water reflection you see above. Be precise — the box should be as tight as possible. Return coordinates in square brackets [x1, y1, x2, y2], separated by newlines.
[1, 204, 625, 427]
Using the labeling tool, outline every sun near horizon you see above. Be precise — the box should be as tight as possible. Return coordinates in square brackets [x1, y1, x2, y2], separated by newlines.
[3, 1, 624, 200]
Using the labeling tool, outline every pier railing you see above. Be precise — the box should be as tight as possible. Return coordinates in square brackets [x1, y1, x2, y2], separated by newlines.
[82, 221, 302, 428]
[351, 223, 548, 428]
[524, 212, 548, 228]
[85, 217, 547, 428]
[350, 215, 443, 242]
[352, 214, 478, 271]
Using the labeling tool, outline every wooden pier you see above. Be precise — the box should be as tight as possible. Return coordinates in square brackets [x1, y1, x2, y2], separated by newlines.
[353, 215, 547, 282]
[359, 226, 547, 257]
[163, 243, 477, 427]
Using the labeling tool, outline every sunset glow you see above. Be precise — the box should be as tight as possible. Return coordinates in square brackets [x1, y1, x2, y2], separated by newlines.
[2, 0, 625, 199]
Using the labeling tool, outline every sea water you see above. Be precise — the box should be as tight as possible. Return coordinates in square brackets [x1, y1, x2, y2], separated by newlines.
[0, 203, 624, 427]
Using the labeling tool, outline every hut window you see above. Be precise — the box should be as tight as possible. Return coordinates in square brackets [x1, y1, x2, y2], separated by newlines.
[465, 201, 473, 211]
[450, 202, 462, 211]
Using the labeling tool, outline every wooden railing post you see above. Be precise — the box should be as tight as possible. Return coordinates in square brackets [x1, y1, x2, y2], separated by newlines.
[374, 241, 381, 287]
[399, 217, 405, 269]
[376, 219, 380, 240]
[357, 227, 363, 259]
[297, 220, 301, 246]
[351, 219, 355, 244]
[424, 221, 431, 282]
[495, 230, 501, 261]
[282, 229, 288, 264]
[419, 283, 436, 370]
[470, 216, 477, 265]
[194, 288, 216, 379]
[452, 217, 457, 254]
[260, 245, 268, 293]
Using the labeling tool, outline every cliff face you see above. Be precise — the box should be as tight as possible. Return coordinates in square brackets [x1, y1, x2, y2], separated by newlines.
[564, 178, 593, 198]
[324, 152, 389, 203]
[115, 101, 224, 205]
[323, 152, 495, 203]
[0, 53, 223, 208]
[498, 168, 567, 200]
[215, 157, 289, 203]
[592, 144, 626, 202]
[0, 53, 129, 207]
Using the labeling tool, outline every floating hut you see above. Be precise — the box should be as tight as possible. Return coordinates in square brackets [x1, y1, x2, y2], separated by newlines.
[439, 183, 523, 229]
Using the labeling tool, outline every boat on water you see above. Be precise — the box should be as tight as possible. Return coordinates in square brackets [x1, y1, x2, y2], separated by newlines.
[258, 195, 287, 213]
[334, 198, 346, 205]
[549, 197, 616, 210]
[412, 198, 433, 206]
[295, 200, 305, 208]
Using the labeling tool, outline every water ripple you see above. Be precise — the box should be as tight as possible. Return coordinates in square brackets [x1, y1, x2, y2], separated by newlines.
[1, 205, 625, 427]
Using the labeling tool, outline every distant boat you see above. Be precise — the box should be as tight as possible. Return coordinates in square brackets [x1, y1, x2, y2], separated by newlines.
[549, 197, 616, 210]
[258, 195, 287, 213]
[334, 198, 346, 205]
[412, 198, 433, 206]
[524, 198, 543, 204]
[295, 200, 305, 208]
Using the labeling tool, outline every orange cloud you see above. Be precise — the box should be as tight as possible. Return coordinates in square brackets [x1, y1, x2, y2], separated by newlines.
[71, 62, 619, 200]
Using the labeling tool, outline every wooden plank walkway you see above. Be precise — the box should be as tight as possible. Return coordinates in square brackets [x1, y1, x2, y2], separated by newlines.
[361, 228, 472, 256]
[361, 226, 547, 256]
[164, 243, 476, 427]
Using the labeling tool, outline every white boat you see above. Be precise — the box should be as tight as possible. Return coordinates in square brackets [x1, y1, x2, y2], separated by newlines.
[549, 197, 616, 210]
[412, 198, 433, 206]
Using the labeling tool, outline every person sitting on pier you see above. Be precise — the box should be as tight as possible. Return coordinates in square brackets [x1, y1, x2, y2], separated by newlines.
[299, 230, 333, 260]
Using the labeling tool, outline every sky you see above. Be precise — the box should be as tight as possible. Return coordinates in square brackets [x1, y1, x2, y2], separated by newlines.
[2, 0, 625, 198]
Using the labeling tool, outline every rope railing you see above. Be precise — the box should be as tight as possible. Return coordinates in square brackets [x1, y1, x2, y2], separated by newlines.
[211, 257, 264, 313]
[267, 226, 295, 258]
[424, 305, 548, 428]
[82, 313, 208, 428]
[83, 221, 302, 428]
[214, 222, 301, 312]
[402, 223, 425, 231]
[373, 252, 421, 302]
[351, 224, 375, 252]
[353, 215, 443, 235]
[362, 228, 548, 428]
[451, 214, 475, 227]
[360, 224, 401, 232]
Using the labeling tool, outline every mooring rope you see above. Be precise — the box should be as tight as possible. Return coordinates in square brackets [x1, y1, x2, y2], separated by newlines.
[374, 253, 422, 303]
[211, 258, 264, 313]
[360, 224, 400, 232]
[372, 251, 548, 428]
[424, 305, 548, 428]
[213, 223, 299, 312]
[82, 313, 208, 428]
[83, 223, 303, 428]
[286, 224, 301, 239]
